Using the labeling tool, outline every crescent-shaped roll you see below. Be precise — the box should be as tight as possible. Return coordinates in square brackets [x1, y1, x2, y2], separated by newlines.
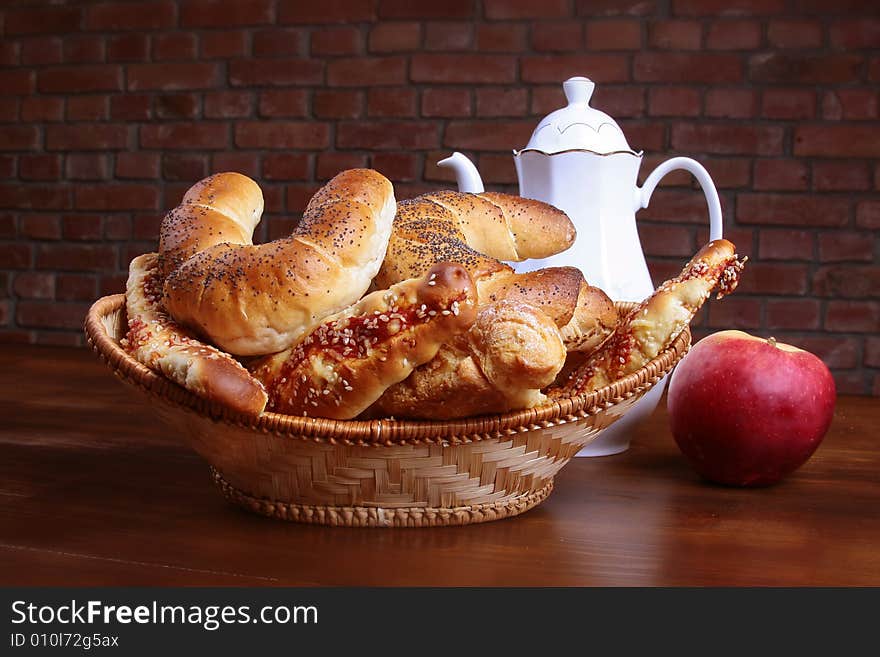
[161, 169, 396, 356]
[249, 262, 478, 420]
[123, 253, 268, 416]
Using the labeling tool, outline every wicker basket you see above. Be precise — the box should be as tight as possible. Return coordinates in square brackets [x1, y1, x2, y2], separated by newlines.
[84, 294, 690, 528]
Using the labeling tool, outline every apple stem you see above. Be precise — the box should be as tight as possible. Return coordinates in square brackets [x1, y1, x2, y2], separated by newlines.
[767, 336, 777, 348]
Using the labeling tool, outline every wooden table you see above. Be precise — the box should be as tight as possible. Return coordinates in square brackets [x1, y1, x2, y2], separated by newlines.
[1, 344, 877, 587]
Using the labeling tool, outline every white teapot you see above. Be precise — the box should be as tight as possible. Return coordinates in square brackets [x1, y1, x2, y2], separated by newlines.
[438, 76, 723, 456]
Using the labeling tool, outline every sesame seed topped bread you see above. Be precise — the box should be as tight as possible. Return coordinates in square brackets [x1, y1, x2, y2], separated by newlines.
[161, 169, 396, 356]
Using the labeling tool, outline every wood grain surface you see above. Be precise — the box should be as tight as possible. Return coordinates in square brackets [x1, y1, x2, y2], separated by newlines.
[1, 344, 877, 587]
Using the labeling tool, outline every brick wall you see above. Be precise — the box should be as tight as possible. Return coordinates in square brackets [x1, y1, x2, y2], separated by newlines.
[0, 0, 878, 395]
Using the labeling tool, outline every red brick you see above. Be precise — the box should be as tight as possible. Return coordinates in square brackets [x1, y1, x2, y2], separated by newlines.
[312, 27, 362, 56]
[424, 22, 474, 50]
[793, 336, 859, 369]
[56, 274, 97, 301]
[13, 272, 54, 300]
[155, 94, 200, 119]
[128, 63, 220, 91]
[258, 90, 308, 118]
[829, 19, 880, 49]
[5, 6, 82, 35]
[20, 37, 63, 66]
[815, 266, 880, 299]
[413, 55, 516, 84]
[767, 20, 824, 49]
[594, 86, 644, 118]
[619, 121, 666, 150]
[672, 124, 783, 155]
[316, 153, 368, 180]
[649, 20, 702, 49]
[818, 232, 875, 263]
[35, 243, 116, 272]
[132, 215, 162, 240]
[64, 36, 105, 63]
[585, 20, 642, 50]
[0, 99, 17, 123]
[62, 215, 102, 241]
[0, 186, 70, 211]
[813, 162, 871, 192]
[17, 302, 90, 330]
[337, 121, 439, 150]
[795, 125, 880, 158]
[281, 0, 376, 23]
[252, 29, 307, 56]
[822, 90, 878, 121]
[99, 274, 129, 297]
[85, 2, 175, 30]
[525, 54, 630, 83]
[46, 124, 128, 151]
[116, 153, 160, 180]
[370, 153, 420, 182]
[706, 20, 761, 49]
[866, 338, 880, 368]
[472, 153, 517, 184]
[766, 299, 821, 330]
[750, 53, 863, 84]
[204, 91, 253, 119]
[856, 201, 880, 229]
[825, 301, 879, 332]
[20, 215, 61, 240]
[212, 153, 260, 178]
[758, 229, 813, 260]
[367, 88, 417, 118]
[476, 24, 527, 52]
[634, 53, 742, 82]
[19, 155, 61, 181]
[180, 0, 274, 27]
[737, 194, 849, 227]
[648, 87, 701, 117]
[484, 0, 568, 18]
[235, 122, 330, 149]
[672, 0, 785, 15]
[761, 89, 816, 120]
[20, 98, 63, 123]
[328, 57, 407, 86]
[74, 184, 158, 211]
[106, 34, 149, 62]
[0, 70, 35, 96]
[103, 216, 132, 240]
[0, 126, 39, 151]
[66, 96, 108, 122]
[444, 120, 533, 151]
[263, 153, 312, 181]
[228, 59, 323, 86]
[639, 189, 728, 224]
[110, 95, 151, 121]
[421, 89, 472, 118]
[201, 31, 248, 58]
[162, 154, 207, 181]
[532, 22, 583, 52]
[369, 23, 421, 53]
[0, 243, 32, 269]
[737, 262, 809, 295]
[638, 224, 696, 257]
[377, 1, 473, 19]
[681, 157, 750, 189]
[140, 123, 228, 150]
[152, 33, 197, 60]
[475, 88, 528, 118]
[313, 91, 363, 119]
[706, 297, 762, 329]
[705, 88, 758, 118]
[831, 371, 867, 395]
[0, 42, 16, 67]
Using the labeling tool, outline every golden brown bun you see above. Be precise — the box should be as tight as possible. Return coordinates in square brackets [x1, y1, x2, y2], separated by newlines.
[249, 262, 477, 420]
[552, 239, 746, 397]
[123, 253, 267, 416]
[369, 301, 565, 420]
[161, 169, 396, 356]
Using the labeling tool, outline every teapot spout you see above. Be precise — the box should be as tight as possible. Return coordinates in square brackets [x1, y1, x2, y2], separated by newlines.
[437, 152, 485, 193]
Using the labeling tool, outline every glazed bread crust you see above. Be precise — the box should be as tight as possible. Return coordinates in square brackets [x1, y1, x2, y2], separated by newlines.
[161, 169, 396, 356]
[249, 262, 478, 420]
[123, 253, 268, 416]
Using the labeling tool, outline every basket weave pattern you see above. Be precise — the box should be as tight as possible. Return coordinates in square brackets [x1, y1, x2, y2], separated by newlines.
[85, 294, 689, 528]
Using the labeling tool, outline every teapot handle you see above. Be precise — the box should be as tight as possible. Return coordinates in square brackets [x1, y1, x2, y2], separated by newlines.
[634, 157, 723, 241]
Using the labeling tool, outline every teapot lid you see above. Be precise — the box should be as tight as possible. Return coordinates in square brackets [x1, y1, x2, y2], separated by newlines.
[522, 77, 634, 154]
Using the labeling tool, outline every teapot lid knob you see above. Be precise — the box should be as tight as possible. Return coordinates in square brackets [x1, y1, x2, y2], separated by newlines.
[563, 77, 595, 106]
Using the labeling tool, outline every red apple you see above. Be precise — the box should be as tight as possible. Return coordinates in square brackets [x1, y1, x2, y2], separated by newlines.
[667, 330, 836, 487]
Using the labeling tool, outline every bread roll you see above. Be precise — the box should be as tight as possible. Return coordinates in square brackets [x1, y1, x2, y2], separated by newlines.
[161, 169, 396, 356]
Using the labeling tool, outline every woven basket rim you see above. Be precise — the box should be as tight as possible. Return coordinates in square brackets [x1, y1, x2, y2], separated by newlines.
[84, 293, 690, 444]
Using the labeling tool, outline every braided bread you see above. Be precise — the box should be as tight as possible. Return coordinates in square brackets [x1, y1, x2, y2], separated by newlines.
[161, 169, 396, 356]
